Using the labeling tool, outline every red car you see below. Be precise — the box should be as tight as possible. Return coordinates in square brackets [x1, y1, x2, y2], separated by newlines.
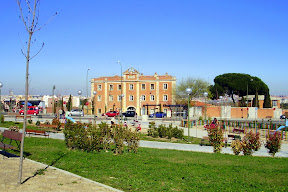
[19, 106, 39, 116]
[105, 111, 119, 117]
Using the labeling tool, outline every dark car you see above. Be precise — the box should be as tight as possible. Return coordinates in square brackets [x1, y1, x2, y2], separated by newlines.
[280, 114, 286, 119]
[121, 110, 137, 117]
[149, 112, 167, 118]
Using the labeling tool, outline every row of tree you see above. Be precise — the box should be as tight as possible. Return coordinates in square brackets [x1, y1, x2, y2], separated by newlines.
[175, 73, 272, 108]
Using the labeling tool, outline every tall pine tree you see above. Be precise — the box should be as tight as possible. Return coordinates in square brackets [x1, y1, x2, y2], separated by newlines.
[263, 89, 272, 108]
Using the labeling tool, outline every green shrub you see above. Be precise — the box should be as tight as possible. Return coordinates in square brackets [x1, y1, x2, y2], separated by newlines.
[0, 115, 4, 123]
[36, 120, 40, 126]
[44, 120, 50, 125]
[148, 124, 183, 140]
[198, 116, 203, 121]
[28, 119, 33, 124]
[9, 125, 19, 132]
[265, 132, 282, 157]
[52, 118, 61, 131]
[63, 122, 139, 154]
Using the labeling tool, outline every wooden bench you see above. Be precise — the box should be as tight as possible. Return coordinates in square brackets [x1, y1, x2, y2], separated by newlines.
[0, 130, 23, 154]
[228, 134, 241, 140]
[39, 124, 58, 129]
[232, 128, 244, 134]
[200, 136, 210, 146]
[26, 129, 49, 138]
[15, 115, 31, 121]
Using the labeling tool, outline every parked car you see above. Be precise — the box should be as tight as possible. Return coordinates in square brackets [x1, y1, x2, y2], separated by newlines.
[105, 111, 119, 117]
[67, 109, 84, 116]
[121, 110, 137, 117]
[19, 106, 39, 116]
[149, 112, 167, 118]
[280, 114, 286, 119]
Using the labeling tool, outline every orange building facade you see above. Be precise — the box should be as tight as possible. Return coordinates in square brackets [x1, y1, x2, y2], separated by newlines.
[90, 68, 176, 116]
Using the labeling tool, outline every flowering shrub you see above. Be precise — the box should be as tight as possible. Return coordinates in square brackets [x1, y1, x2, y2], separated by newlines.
[207, 127, 224, 153]
[231, 139, 242, 155]
[265, 132, 282, 157]
[241, 131, 261, 156]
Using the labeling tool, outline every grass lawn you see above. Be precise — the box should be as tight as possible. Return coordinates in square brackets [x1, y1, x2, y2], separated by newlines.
[4, 137, 287, 192]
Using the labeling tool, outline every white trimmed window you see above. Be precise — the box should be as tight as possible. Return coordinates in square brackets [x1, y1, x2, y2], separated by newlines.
[130, 84, 134, 90]
[98, 84, 102, 90]
[141, 84, 146, 90]
[163, 95, 168, 101]
[150, 84, 155, 90]
[163, 83, 168, 90]
[109, 95, 113, 101]
[97, 95, 102, 101]
[109, 84, 113, 90]
[118, 95, 122, 101]
[129, 95, 134, 101]
[141, 95, 146, 101]
[118, 84, 122, 90]
[150, 95, 155, 101]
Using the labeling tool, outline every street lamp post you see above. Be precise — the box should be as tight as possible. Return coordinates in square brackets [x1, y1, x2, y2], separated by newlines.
[203, 92, 208, 121]
[52, 85, 55, 116]
[93, 91, 97, 125]
[0, 82, 3, 125]
[86, 68, 90, 115]
[219, 96, 223, 121]
[117, 61, 123, 121]
[78, 90, 82, 122]
[185, 87, 192, 142]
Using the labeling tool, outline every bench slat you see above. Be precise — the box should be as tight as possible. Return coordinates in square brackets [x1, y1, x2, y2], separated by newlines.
[2, 130, 23, 141]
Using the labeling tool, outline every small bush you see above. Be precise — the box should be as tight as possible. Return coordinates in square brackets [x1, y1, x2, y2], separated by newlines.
[52, 118, 61, 131]
[44, 120, 50, 125]
[265, 132, 282, 157]
[36, 120, 40, 126]
[241, 131, 261, 156]
[231, 139, 242, 155]
[28, 119, 33, 124]
[9, 125, 19, 132]
[0, 115, 4, 123]
[63, 122, 139, 155]
[147, 124, 183, 140]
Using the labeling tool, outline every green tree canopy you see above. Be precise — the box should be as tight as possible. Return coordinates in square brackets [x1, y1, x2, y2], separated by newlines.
[209, 73, 270, 105]
[174, 77, 210, 104]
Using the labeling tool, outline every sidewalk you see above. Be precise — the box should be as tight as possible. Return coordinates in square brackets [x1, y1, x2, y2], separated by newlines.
[0, 155, 122, 192]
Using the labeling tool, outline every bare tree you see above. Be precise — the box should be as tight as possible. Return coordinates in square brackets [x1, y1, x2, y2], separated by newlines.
[16, 0, 56, 185]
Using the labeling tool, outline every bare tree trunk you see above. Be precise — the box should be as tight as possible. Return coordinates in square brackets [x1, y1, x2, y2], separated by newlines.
[16, 0, 56, 184]
[18, 31, 32, 184]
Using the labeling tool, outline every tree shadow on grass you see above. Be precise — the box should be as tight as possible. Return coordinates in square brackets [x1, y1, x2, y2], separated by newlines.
[21, 152, 66, 184]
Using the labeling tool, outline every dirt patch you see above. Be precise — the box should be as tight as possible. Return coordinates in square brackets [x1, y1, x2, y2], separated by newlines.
[0, 155, 120, 192]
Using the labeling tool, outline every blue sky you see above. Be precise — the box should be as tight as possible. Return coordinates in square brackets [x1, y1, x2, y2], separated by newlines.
[1, 0, 288, 96]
